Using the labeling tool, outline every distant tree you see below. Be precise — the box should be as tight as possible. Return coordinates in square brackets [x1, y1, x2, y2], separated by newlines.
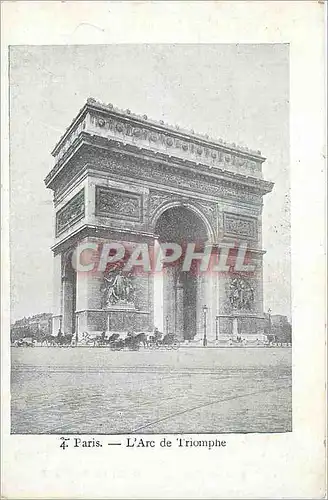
[10, 326, 35, 342]
[282, 322, 292, 344]
[273, 322, 292, 344]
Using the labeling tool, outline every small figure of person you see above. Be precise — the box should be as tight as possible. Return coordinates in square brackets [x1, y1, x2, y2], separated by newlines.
[153, 327, 161, 340]
[127, 328, 135, 338]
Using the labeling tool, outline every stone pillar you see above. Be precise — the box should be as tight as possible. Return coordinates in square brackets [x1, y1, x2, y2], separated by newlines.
[205, 272, 218, 342]
[75, 268, 103, 338]
[62, 276, 73, 334]
[153, 273, 164, 331]
[147, 242, 155, 332]
[175, 271, 184, 340]
[163, 266, 175, 334]
[215, 272, 220, 342]
[74, 238, 155, 336]
[52, 252, 62, 334]
[153, 240, 164, 331]
[193, 273, 205, 341]
[193, 271, 218, 343]
[232, 317, 239, 340]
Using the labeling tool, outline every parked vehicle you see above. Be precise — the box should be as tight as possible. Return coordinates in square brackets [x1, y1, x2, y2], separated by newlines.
[148, 332, 180, 350]
[14, 337, 35, 347]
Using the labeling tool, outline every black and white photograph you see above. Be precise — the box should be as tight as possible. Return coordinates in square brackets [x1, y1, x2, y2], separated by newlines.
[9, 43, 292, 435]
[1, 2, 327, 499]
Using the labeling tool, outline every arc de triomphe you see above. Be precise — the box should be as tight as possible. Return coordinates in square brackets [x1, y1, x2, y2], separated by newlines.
[45, 98, 273, 343]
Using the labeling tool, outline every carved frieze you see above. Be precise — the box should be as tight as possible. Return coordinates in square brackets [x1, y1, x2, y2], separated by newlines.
[145, 161, 262, 204]
[52, 148, 264, 207]
[101, 152, 263, 204]
[56, 189, 85, 236]
[95, 186, 142, 222]
[86, 112, 261, 177]
[223, 212, 258, 240]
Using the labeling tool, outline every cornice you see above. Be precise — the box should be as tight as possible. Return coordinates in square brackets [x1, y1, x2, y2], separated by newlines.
[51, 223, 157, 255]
[46, 99, 270, 190]
[52, 98, 265, 160]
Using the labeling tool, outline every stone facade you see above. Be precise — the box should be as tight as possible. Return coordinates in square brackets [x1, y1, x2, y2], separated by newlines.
[45, 98, 273, 343]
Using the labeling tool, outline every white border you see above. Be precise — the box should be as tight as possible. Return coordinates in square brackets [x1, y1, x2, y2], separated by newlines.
[1, 1, 326, 498]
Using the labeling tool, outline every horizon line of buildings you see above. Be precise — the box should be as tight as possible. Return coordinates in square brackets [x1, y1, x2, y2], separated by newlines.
[11, 311, 292, 344]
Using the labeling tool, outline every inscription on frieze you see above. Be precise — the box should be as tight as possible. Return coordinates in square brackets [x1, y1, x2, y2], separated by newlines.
[95, 186, 142, 222]
[56, 188, 85, 236]
[223, 212, 258, 240]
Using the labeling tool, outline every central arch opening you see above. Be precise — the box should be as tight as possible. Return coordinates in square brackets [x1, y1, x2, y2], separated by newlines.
[154, 206, 209, 340]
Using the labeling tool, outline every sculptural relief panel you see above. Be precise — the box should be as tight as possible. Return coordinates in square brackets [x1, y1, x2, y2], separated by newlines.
[101, 263, 135, 309]
[223, 212, 258, 241]
[56, 188, 85, 236]
[228, 276, 255, 311]
[98, 152, 264, 206]
[95, 186, 142, 222]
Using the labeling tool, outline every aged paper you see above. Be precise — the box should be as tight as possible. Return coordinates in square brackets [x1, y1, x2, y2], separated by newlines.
[1, 1, 326, 498]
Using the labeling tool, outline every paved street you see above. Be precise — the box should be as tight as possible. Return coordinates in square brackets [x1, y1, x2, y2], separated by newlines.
[11, 347, 292, 434]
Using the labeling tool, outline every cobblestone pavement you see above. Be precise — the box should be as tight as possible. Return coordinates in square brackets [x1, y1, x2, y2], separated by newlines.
[11, 347, 292, 434]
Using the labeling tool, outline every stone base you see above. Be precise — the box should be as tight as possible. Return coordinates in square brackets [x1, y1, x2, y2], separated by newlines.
[187, 314, 266, 346]
[76, 308, 151, 337]
[218, 314, 266, 341]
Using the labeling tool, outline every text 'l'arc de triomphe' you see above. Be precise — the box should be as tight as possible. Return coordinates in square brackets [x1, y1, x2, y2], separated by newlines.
[45, 98, 273, 344]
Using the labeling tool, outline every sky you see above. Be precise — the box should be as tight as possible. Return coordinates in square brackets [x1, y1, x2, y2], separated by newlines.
[9, 44, 290, 322]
